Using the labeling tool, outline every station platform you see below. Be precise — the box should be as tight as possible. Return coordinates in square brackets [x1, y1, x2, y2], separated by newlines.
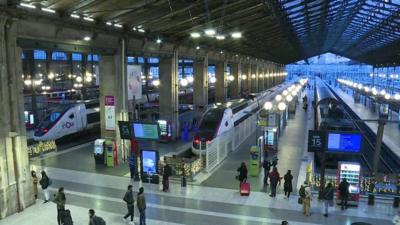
[332, 85, 400, 158]
[2, 165, 393, 225]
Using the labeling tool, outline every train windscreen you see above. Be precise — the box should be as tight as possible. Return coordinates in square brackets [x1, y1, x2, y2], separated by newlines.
[35, 105, 70, 136]
[199, 108, 224, 132]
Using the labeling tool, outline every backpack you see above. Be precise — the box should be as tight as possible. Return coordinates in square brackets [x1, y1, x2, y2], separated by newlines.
[299, 185, 306, 198]
[93, 216, 106, 225]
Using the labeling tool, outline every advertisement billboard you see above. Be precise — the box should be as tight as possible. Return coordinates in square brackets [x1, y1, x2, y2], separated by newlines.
[132, 122, 160, 140]
[141, 150, 159, 174]
[127, 65, 142, 101]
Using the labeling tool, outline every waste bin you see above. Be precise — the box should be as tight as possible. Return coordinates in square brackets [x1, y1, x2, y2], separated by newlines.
[367, 194, 374, 205]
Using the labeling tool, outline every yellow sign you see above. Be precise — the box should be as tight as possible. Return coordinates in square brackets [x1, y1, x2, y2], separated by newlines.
[257, 120, 268, 127]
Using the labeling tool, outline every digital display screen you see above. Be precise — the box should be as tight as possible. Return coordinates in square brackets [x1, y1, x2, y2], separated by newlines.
[327, 133, 362, 153]
[141, 150, 157, 174]
[133, 122, 160, 140]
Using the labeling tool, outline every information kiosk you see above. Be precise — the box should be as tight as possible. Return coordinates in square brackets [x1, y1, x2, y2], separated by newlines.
[337, 161, 361, 205]
[249, 146, 261, 177]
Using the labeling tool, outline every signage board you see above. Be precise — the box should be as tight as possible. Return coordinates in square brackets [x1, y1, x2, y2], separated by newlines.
[267, 113, 276, 127]
[132, 122, 160, 140]
[127, 65, 142, 101]
[140, 150, 159, 175]
[118, 121, 132, 139]
[105, 96, 115, 130]
[308, 130, 326, 152]
[327, 132, 362, 153]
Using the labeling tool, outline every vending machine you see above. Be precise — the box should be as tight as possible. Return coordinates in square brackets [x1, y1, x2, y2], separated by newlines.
[337, 161, 361, 205]
[249, 146, 260, 177]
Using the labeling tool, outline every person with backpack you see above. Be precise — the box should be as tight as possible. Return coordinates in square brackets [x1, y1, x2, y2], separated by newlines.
[162, 164, 172, 192]
[137, 187, 146, 225]
[322, 183, 334, 217]
[268, 167, 281, 197]
[89, 209, 106, 225]
[54, 187, 66, 225]
[123, 185, 135, 224]
[39, 170, 51, 203]
[283, 170, 293, 199]
[339, 178, 350, 210]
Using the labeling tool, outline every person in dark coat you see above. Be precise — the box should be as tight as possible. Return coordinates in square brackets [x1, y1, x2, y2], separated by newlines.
[39, 170, 50, 203]
[137, 187, 146, 225]
[162, 164, 172, 192]
[283, 170, 293, 198]
[323, 183, 334, 217]
[128, 155, 136, 179]
[339, 178, 350, 210]
[123, 185, 134, 223]
[31, 170, 38, 200]
[237, 162, 248, 183]
[268, 167, 281, 197]
[89, 209, 105, 225]
[262, 160, 271, 186]
[54, 187, 66, 225]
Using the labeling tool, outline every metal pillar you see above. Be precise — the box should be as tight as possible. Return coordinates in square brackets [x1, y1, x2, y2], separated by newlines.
[373, 119, 386, 175]
[193, 55, 208, 119]
[215, 61, 227, 102]
[230, 62, 241, 98]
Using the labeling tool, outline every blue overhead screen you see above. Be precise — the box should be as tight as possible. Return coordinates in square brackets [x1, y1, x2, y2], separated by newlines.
[327, 132, 362, 153]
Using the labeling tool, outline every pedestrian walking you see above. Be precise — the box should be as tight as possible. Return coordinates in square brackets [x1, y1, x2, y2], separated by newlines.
[262, 160, 271, 186]
[39, 171, 51, 203]
[54, 187, 66, 225]
[137, 187, 147, 225]
[283, 170, 293, 199]
[31, 170, 38, 200]
[268, 167, 281, 197]
[303, 183, 312, 216]
[322, 183, 334, 217]
[162, 163, 172, 192]
[89, 209, 106, 225]
[123, 185, 135, 224]
[237, 162, 248, 184]
[339, 178, 350, 210]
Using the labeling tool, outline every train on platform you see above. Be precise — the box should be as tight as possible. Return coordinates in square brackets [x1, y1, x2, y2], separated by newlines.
[192, 80, 302, 155]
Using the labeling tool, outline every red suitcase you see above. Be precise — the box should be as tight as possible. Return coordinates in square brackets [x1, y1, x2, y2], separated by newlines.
[240, 181, 250, 196]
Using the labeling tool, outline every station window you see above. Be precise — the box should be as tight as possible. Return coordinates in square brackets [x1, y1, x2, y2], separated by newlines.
[138, 57, 145, 64]
[87, 54, 99, 62]
[127, 57, 135, 63]
[52, 51, 67, 61]
[21, 52, 25, 60]
[34, 50, 47, 60]
[72, 53, 82, 61]
[184, 67, 193, 76]
[184, 59, 193, 63]
[208, 65, 216, 76]
[149, 66, 159, 78]
[148, 57, 159, 63]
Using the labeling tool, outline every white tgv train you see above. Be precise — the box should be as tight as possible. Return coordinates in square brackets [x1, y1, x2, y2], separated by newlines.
[192, 80, 299, 155]
[34, 103, 100, 141]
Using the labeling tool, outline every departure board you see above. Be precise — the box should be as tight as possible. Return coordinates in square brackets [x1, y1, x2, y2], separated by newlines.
[133, 122, 160, 140]
[327, 132, 362, 153]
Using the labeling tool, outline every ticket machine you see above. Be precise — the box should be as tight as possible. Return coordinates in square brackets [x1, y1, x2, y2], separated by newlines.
[337, 161, 361, 205]
[249, 146, 261, 177]
[105, 140, 116, 167]
[94, 139, 105, 164]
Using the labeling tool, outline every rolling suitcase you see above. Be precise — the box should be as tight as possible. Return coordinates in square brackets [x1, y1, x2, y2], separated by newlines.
[61, 209, 73, 225]
[240, 181, 250, 196]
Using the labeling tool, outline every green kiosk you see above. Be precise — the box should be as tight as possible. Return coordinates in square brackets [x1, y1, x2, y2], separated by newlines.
[249, 146, 261, 177]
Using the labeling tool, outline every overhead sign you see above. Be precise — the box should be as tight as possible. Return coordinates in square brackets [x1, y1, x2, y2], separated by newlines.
[308, 130, 326, 152]
[132, 122, 160, 140]
[327, 132, 362, 153]
[105, 96, 115, 130]
[118, 121, 132, 140]
[127, 65, 142, 101]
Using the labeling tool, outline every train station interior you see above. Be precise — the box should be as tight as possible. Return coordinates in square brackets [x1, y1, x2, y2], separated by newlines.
[0, 0, 399, 225]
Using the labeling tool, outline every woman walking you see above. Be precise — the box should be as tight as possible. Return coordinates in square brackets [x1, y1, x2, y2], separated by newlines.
[283, 170, 293, 199]
[31, 171, 38, 200]
[54, 187, 66, 225]
[237, 162, 248, 184]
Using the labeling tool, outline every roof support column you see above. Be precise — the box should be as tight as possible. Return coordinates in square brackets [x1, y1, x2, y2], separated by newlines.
[240, 64, 248, 95]
[215, 61, 227, 102]
[251, 64, 258, 93]
[230, 62, 241, 99]
[159, 49, 179, 139]
[258, 64, 264, 92]
[0, 16, 34, 218]
[193, 55, 208, 119]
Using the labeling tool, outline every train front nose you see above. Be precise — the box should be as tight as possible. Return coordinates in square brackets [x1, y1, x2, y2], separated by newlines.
[34, 127, 48, 137]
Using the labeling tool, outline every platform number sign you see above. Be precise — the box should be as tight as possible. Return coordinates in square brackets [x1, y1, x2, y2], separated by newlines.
[308, 130, 326, 152]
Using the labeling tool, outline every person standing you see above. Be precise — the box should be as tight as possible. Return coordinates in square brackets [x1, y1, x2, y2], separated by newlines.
[283, 170, 293, 199]
[322, 183, 334, 217]
[162, 163, 172, 192]
[137, 187, 146, 225]
[339, 178, 350, 210]
[262, 160, 271, 186]
[128, 155, 136, 180]
[303, 183, 312, 216]
[237, 162, 248, 184]
[54, 187, 66, 225]
[123, 185, 135, 224]
[31, 170, 38, 200]
[39, 171, 50, 203]
[268, 167, 281, 197]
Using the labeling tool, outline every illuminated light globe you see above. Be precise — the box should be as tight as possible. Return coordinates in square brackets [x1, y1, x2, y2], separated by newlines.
[384, 94, 391, 100]
[228, 75, 235, 81]
[241, 75, 247, 80]
[209, 77, 217, 84]
[85, 76, 93, 82]
[187, 76, 194, 83]
[286, 95, 293, 102]
[394, 93, 400, 100]
[282, 90, 288, 96]
[380, 90, 386, 95]
[24, 79, 32, 86]
[291, 90, 297, 96]
[76, 76, 83, 83]
[251, 74, 256, 79]
[275, 94, 282, 101]
[357, 84, 363, 89]
[263, 101, 273, 110]
[372, 90, 378, 95]
[180, 78, 188, 87]
[277, 102, 286, 111]
[364, 87, 370, 92]
[152, 79, 160, 87]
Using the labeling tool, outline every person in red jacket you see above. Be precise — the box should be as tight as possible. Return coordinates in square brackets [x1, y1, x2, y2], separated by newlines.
[269, 167, 281, 197]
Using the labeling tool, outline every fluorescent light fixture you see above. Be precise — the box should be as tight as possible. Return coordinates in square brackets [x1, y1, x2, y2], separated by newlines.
[231, 32, 242, 39]
[152, 79, 160, 87]
[20, 3, 36, 9]
[83, 36, 91, 41]
[156, 38, 162, 44]
[41, 7, 56, 13]
[264, 102, 272, 110]
[220, 50, 223, 54]
[71, 14, 80, 19]
[138, 28, 145, 33]
[106, 22, 112, 26]
[196, 46, 200, 50]
[216, 35, 225, 40]
[132, 27, 137, 31]
[114, 24, 123, 28]
[278, 102, 286, 111]
[190, 32, 201, 38]
[180, 79, 188, 87]
[83, 17, 94, 22]
[204, 29, 216, 36]
[209, 77, 217, 84]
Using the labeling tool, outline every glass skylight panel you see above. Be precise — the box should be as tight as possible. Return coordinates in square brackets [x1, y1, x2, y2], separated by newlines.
[283, 0, 302, 9]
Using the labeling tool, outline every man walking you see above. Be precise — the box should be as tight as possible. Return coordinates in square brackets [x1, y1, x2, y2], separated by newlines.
[123, 185, 134, 224]
[137, 187, 147, 225]
[162, 163, 172, 192]
[39, 171, 51, 203]
[268, 167, 281, 197]
[339, 178, 350, 210]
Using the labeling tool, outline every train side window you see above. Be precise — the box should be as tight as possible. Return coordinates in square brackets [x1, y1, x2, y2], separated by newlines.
[69, 113, 74, 119]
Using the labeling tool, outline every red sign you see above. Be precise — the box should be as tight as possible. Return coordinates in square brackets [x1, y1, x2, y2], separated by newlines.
[105, 96, 115, 106]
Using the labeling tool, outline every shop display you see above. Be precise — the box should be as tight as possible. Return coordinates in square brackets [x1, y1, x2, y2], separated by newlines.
[28, 141, 57, 157]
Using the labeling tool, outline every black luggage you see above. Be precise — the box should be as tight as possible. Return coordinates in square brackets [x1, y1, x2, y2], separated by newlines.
[61, 209, 73, 225]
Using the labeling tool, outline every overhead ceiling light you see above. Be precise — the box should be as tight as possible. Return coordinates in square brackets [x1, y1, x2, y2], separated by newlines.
[180, 78, 188, 87]
[204, 28, 216, 36]
[132, 27, 137, 31]
[196, 46, 200, 50]
[41, 7, 56, 13]
[220, 50, 224, 54]
[241, 75, 247, 80]
[156, 38, 162, 44]
[278, 102, 286, 111]
[138, 28, 145, 33]
[83, 36, 91, 41]
[263, 102, 272, 110]
[384, 94, 391, 100]
[70, 14, 80, 19]
[83, 16, 94, 22]
[187, 76, 194, 83]
[106, 22, 112, 26]
[20, 3, 36, 9]
[190, 32, 201, 38]
[394, 93, 400, 100]
[231, 32, 242, 39]
[216, 35, 225, 40]
[209, 77, 217, 84]
[114, 24, 123, 28]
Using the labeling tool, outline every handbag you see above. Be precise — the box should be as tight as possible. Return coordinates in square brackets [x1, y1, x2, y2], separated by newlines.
[298, 197, 303, 204]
